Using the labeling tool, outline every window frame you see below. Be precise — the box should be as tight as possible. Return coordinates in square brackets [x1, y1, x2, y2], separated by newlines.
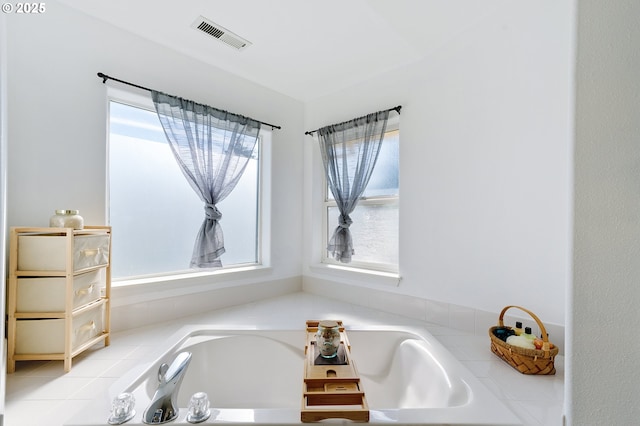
[106, 86, 270, 283]
[320, 118, 399, 274]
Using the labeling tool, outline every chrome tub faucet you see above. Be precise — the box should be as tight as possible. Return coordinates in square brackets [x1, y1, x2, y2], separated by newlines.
[143, 351, 192, 424]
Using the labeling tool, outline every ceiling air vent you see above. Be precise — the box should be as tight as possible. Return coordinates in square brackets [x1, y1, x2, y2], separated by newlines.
[191, 16, 251, 51]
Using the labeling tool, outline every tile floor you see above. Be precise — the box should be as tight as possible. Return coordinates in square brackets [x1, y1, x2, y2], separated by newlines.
[4, 292, 564, 426]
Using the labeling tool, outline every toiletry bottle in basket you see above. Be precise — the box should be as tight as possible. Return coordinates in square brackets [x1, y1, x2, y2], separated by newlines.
[514, 321, 523, 335]
[522, 327, 536, 340]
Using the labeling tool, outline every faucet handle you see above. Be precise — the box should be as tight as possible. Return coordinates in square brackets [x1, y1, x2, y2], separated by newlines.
[108, 392, 136, 425]
[186, 392, 211, 423]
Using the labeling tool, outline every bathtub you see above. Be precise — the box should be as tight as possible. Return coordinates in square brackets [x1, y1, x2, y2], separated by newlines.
[67, 325, 521, 425]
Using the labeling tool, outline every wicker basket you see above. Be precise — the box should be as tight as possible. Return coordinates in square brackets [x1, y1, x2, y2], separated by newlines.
[489, 305, 559, 375]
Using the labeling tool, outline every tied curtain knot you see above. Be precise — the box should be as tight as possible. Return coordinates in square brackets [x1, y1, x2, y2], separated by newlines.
[205, 204, 222, 221]
[338, 214, 352, 229]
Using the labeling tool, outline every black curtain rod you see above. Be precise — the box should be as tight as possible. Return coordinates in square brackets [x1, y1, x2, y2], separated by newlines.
[97, 72, 282, 130]
[304, 105, 402, 136]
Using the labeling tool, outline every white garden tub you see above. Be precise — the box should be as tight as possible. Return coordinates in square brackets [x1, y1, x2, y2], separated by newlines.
[67, 325, 521, 425]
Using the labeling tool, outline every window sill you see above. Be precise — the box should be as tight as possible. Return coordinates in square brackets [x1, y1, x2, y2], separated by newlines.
[112, 264, 269, 286]
[308, 263, 401, 287]
[111, 264, 273, 306]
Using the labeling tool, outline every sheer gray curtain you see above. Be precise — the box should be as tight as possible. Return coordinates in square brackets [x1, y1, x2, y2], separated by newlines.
[151, 91, 261, 268]
[318, 110, 390, 263]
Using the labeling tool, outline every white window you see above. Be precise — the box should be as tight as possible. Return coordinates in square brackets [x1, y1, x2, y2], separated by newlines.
[322, 122, 399, 273]
[108, 94, 266, 279]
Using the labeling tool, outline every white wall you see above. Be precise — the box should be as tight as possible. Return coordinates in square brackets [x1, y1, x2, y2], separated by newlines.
[5, 1, 304, 304]
[0, 11, 7, 426]
[304, 1, 574, 327]
[568, 0, 640, 424]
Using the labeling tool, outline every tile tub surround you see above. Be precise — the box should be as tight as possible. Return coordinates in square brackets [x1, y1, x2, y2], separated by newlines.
[4, 292, 564, 426]
[302, 277, 565, 354]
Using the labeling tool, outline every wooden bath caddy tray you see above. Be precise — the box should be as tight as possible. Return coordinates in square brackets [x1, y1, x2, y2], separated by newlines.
[301, 320, 369, 423]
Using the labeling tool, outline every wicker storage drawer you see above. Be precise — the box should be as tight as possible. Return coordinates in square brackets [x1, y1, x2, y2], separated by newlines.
[16, 269, 105, 313]
[17, 234, 110, 271]
[15, 305, 105, 354]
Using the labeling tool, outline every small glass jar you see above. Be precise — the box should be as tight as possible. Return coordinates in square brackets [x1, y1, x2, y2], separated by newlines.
[49, 209, 84, 230]
[315, 320, 341, 358]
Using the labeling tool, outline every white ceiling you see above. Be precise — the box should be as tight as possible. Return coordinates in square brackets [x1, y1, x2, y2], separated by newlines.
[58, 0, 502, 102]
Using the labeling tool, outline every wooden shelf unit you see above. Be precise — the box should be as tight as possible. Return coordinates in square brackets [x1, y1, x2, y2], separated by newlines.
[6, 226, 111, 373]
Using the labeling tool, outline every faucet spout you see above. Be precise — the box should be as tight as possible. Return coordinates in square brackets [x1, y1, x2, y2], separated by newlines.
[143, 351, 192, 424]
